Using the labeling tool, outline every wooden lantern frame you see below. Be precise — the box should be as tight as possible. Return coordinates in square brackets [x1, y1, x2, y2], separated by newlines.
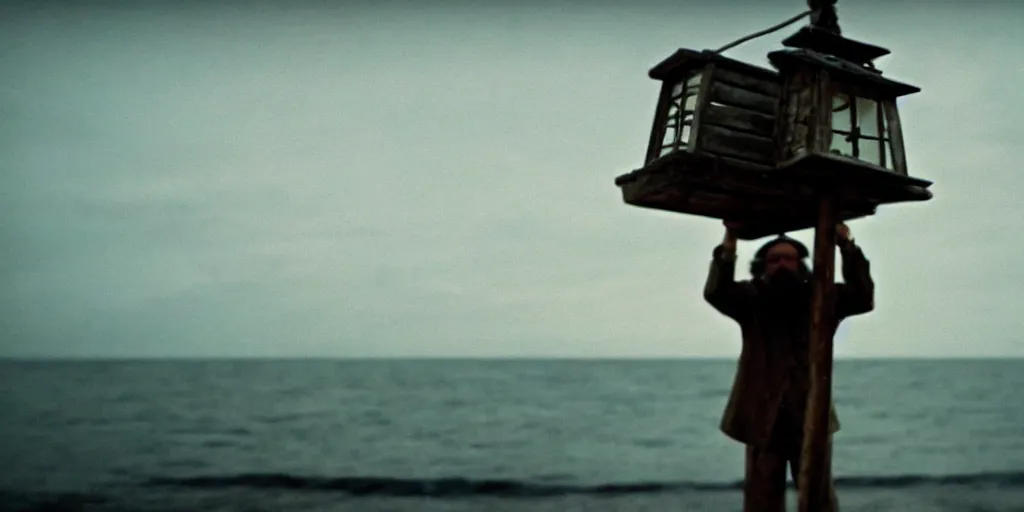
[768, 34, 931, 208]
[644, 50, 780, 170]
[615, 29, 933, 240]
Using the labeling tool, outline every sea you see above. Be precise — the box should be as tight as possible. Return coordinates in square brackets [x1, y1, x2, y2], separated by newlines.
[1, 359, 1022, 512]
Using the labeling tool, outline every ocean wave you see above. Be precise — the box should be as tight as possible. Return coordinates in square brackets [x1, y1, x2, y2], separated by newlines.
[145, 471, 1024, 497]
[0, 490, 110, 512]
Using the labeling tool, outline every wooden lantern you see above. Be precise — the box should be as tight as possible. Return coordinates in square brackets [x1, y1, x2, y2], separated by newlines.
[768, 27, 932, 208]
[614, 28, 933, 240]
[642, 50, 780, 170]
[615, 49, 812, 240]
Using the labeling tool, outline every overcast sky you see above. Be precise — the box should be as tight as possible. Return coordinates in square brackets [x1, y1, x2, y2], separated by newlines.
[1, 0, 1021, 359]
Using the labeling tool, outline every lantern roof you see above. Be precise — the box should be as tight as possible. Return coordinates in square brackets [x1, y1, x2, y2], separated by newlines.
[781, 26, 889, 64]
[767, 48, 921, 97]
[648, 48, 777, 83]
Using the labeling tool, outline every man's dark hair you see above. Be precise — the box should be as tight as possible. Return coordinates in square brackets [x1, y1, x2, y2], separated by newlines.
[749, 235, 811, 278]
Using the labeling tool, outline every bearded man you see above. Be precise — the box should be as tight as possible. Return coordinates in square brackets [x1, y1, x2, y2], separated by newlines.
[703, 221, 874, 512]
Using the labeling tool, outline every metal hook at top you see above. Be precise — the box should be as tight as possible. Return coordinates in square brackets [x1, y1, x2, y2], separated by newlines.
[807, 0, 841, 34]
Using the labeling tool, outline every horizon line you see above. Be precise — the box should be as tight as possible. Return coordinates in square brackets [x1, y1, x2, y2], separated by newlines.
[1, 355, 1022, 362]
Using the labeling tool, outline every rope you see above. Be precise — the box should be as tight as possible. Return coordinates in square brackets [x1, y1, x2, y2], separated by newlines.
[712, 10, 812, 55]
[711, 0, 841, 56]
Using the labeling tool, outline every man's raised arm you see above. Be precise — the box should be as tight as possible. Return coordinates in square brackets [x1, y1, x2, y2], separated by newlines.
[703, 224, 755, 322]
[835, 223, 874, 318]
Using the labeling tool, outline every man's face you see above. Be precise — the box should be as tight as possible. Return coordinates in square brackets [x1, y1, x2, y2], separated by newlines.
[764, 242, 801, 278]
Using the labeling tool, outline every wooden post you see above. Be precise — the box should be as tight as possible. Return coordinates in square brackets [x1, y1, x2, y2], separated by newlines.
[797, 194, 838, 512]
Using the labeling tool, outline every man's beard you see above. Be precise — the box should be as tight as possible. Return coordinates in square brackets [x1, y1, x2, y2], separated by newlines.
[763, 267, 810, 306]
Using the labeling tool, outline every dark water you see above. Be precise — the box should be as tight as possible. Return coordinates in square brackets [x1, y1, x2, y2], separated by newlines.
[1, 359, 1022, 511]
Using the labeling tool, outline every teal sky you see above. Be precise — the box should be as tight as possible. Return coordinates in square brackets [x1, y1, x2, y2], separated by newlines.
[2, 1, 1022, 358]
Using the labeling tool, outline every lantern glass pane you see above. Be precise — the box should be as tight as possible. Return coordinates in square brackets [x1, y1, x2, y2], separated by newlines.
[832, 93, 851, 114]
[827, 92, 895, 169]
[885, 138, 898, 171]
[686, 73, 702, 91]
[859, 137, 881, 164]
[666, 102, 679, 124]
[857, 97, 881, 138]
[660, 124, 677, 156]
[656, 69, 704, 159]
[684, 93, 698, 112]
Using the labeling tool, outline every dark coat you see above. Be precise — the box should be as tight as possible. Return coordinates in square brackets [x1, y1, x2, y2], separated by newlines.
[703, 243, 874, 448]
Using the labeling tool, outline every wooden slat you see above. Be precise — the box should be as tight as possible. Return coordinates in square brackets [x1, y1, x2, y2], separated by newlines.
[712, 154, 774, 172]
[698, 124, 775, 165]
[708, 81, 777, 115]
[701, 103, 775, 138]
[812, 71, 832, 153]
[688, 66, 716, 149]
[713, 67, 780, 97]
[779, 74, 816, 161]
